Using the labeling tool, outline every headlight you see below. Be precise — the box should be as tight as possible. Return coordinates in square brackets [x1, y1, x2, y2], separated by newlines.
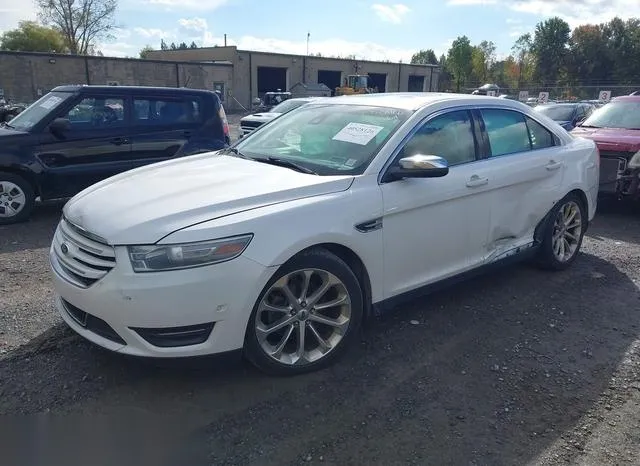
[629, 150, 640, 169]
[128, 234, 253, 272]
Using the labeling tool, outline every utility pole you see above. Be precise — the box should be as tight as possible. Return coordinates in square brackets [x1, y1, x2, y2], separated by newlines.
[306, 32, 310, 56]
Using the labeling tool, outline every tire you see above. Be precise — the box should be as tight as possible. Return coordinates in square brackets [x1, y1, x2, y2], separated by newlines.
[535, 192, 586, 271]
[244, 248, 364, 376]
[0, 172, 36, 225]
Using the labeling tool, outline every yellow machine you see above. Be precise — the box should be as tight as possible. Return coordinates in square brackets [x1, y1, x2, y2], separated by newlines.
[335, 75, 378, 96]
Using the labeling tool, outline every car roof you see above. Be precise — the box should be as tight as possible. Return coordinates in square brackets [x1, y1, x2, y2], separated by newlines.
[306, 92, 534, 111]
[612, 95, 640, 102]
[51, 85, 216, 97]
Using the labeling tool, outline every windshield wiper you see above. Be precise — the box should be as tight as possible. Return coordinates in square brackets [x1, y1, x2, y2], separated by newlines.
[257, 156, 318, 175]
[221, 147, 252, 159]
[1, 121, 15, 129]
[578, 125, 601, 128]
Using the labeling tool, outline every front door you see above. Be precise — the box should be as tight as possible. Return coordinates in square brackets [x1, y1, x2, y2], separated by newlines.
[380, 109, 493, 300]
[35, 95, 131, 200]
[129, 95, 204, 168]
[476, 108, 565, 261]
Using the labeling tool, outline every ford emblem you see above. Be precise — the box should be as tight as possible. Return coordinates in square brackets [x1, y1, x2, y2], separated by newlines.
[60, 243, 69, 255]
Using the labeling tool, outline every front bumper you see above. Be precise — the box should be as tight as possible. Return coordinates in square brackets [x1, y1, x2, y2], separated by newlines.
[599, 154, 640, 199]
[51, 246, 275, 358]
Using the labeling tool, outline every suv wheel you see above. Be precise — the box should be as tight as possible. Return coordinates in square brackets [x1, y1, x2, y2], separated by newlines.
[0, 172, 36, 225]
[536, 193, 586, 270]
[244, 248, 363, 376]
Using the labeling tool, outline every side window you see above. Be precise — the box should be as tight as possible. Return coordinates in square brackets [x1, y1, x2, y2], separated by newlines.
[64, 97, 125, 129]
[526, 116, 555, 150]
[400, 110, 477, 167]
[480, 109, 530, 157]
[133, 97, 202, 126]
[575, 106, 585, 119]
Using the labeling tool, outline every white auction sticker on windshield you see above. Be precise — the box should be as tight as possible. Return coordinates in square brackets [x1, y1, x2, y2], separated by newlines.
[39, 96, 63, 110]
[332, 122, 384, 146]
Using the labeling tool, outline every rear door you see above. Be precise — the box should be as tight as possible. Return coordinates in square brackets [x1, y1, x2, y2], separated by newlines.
[128, 94, 204, 169]
[34, 93, 132, 200]
[475, 108, 565, 262]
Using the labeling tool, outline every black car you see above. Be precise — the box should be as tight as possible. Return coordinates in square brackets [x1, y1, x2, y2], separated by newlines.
[0, 85, 230, 224]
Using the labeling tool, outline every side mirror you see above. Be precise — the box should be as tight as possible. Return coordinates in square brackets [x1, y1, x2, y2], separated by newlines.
[384, 154, 449, 182]
[49, 118, 71, 138]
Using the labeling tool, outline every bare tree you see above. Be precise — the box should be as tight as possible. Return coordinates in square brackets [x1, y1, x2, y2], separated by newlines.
[36, 0, 117, 55]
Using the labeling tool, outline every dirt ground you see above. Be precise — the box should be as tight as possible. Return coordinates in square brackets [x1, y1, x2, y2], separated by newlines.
[1, 171, 639, 464]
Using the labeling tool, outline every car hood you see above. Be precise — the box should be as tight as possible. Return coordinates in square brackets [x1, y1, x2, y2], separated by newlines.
[241, 112, 282, 123]
[571, 126, 640, 152]
[63, 153, 354, 245]
[0, 126, 28, 139]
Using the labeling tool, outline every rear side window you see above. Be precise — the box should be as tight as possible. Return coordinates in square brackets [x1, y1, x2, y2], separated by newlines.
[133, 97, 202, 125]
[481, 109, 530, 157]
[526, 116, 555, 150]
[64, 97, 125, 129]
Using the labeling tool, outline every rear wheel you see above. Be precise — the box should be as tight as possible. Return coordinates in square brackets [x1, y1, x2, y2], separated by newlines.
[0, 172, 36, 225]
[536, 193, 586, 270]
[244, 248, 363, 376]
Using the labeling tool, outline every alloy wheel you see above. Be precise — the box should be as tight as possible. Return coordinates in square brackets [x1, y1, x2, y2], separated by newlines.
[255, 268, 352, 366]
[551, 200, 582, 263]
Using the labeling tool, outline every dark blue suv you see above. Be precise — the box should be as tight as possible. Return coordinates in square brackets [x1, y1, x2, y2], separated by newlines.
[0, 85, 230, 224]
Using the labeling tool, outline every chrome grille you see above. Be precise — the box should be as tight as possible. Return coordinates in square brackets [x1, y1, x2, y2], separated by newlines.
[50, 218, 116, 288]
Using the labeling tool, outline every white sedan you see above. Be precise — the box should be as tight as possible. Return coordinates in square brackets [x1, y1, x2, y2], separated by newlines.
[49, 93, 599, 375]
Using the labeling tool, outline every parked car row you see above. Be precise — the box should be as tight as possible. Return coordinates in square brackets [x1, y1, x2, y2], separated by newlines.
[2, 84, 637, 375]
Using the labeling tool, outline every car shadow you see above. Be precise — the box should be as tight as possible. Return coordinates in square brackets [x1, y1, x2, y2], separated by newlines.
[1, 252, 638, 465]
[588, 197, 640, 246]
[0, 201, 63, 254]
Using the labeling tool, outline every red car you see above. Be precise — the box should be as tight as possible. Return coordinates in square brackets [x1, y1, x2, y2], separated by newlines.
[571, 95, 640, 199]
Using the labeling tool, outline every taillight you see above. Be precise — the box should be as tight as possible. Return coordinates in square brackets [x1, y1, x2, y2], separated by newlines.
[218, 106, 229, 137]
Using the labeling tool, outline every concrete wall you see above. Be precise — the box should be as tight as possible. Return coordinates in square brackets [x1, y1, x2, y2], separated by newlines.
[0, 51, 235, 109]
[0, 49, 440, 113]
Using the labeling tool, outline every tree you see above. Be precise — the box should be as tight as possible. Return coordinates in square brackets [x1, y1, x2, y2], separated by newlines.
[139, 45, 153, 59]
[178, 42, 188, 49]
[36, 0, 117, 55]
[511, 33, 533, 88]
[0, 20, 66, 52]
[170, 42, 177, 50]
[568, 24, 613, 86]
[477, 40, 496, 80]
[531, 17, 571, 85]
[160, 39, 168, 50]
[446, 36, 473, 92]
[411, 49, 438, 65]
[189, 41, 198, 49]
[602, 17, 640, 84]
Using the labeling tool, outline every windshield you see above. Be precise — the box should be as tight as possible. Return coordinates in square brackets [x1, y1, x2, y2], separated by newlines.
[234, 104, 411, 176]
[8, 91, 73, 131]
[270, 99, 310, 114]
[536, 105, 575, 121]
[581, 101, 640, 129]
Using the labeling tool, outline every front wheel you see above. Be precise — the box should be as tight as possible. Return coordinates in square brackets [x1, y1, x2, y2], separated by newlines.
[244, 248, 363, 376]
[535, 193, 586, 270]
[0, 172, 36, 225]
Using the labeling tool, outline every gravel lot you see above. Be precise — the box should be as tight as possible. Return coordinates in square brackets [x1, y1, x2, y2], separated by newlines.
[1, 159, 640, 464]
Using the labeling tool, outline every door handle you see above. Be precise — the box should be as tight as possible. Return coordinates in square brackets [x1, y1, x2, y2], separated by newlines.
[466, 175, 489, 188]
[183, 131, 192, 138]
[546, 160, 562, 171]
[110, 137, 128, 145]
